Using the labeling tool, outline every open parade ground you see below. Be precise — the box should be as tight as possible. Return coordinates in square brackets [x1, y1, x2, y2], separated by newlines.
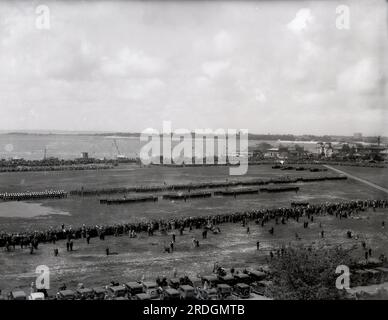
[1, 0, 387, 305]
[1, 164, 387, 293]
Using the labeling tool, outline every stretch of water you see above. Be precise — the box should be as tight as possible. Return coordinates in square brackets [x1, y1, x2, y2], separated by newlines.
[0, 134, 319, 161]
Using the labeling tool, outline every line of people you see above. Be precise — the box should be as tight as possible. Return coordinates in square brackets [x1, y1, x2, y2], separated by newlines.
[1, 199, 387, 250]
[0, 190, 67, 201]
[0, 164, 113, 173]
[249, 160, 387, 168]
[69, 174, 346, 197]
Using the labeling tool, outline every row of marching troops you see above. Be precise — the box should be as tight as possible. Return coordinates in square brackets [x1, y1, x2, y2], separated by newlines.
[1, 199, 387, 249]
[0, 164, 113, 173]
[69, 175, 347, 196]
[0, 190, 67, 201]
[156, 160, 386, 168]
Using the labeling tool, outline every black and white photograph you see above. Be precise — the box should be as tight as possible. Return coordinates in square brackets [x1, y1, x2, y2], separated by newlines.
[0, 0, 388, 307]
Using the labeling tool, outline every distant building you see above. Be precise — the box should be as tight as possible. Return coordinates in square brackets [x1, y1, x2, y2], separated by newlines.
[247, 146, 262, 158]
[264, 148, 280, 159]
[328, 141, 387, 161]
[353, 132, 363, 140]
[323, 143, 333, 157]
[81, 152, 89, 159]
[316, 142, 334, 158]
[332, 144, 343, 155]
[380, 149, 388, 160]
[361, 145, 387, 161]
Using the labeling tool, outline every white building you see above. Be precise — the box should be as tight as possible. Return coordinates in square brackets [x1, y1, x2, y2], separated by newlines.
[264, 148, 280, 159]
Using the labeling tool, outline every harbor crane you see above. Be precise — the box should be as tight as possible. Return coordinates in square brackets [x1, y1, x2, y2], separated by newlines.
[113, 139, 127, 160]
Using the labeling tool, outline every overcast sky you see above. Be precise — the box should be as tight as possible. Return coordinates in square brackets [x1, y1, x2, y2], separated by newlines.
[0, 0, 387, 135]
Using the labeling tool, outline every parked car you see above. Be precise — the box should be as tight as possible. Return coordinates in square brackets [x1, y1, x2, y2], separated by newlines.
[56, 289, 75, 300]
[106, 285, 127, 299]
[217, 274, 235, 286]
[162, 288, 180, 300]
[142, 281, 160, 299]
[217, 284, 233, 299]
[197, 288, 218, 300]
[201, 275, 219, 288]
[76, 288, 94, 300]
[125, 282, 144, 299]
[233, 283, 251, 299]
[247, 270, 266, 282]
[179, 285, 195, 300]
[134, 293, 151, 300]
[9, 290, 27, 300]
[168, 278, 181, 289]
[29, 292, 45, 300]
[375, 267, 388, 282]
[233, 273, 251, 284]
[188, 277, 202, 289]
[92, 287, 106, 300]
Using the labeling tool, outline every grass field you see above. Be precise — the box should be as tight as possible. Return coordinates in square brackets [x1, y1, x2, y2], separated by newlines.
[0, 163, 335, 193]
[0, 164, 387, 293]
[1, 207, 387, 293]
[331, 165, 388, 189]
[1, 164, 386, 232]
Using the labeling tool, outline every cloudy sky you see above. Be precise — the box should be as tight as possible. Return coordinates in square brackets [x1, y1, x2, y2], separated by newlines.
[0, 0, 387, 135]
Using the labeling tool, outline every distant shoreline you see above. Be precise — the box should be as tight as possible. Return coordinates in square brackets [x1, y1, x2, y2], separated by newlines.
[1, 132, 386, 143]
[0, 131, 141, 137]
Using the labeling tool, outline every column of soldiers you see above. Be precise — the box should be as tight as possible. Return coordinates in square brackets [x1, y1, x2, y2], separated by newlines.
[69, 175, 346, 197]
[0, 190, 67, 201]
[1, 199, 387, 250]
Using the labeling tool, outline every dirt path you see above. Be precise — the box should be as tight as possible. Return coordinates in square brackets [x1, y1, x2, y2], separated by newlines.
[323, 165, 388, 194]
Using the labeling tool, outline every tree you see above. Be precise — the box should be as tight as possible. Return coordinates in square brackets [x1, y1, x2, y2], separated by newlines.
[341, 144, 351, 153]
[278, 144, 288, 152]
[255, 142, 272, 152]
[267, 246, 354, 300]
[295, 144, 304, 153]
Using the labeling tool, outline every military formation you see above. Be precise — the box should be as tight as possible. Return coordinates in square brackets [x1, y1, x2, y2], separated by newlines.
[69, 175, 347, 196]
[0, 164, 113, 173]
[154, 161, 386, 169]
[249, 160, 387, 168]
[0, 157, 384, 174]
[1, 199, 387, 249]
[0, 190, 67, 201]
[1, 198, 388, 300]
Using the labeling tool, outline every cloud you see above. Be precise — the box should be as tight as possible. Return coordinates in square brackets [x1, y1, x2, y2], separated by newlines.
[337, 58, 383, 95]
[100, 48, 165, 78]
[202, 60, 230, 78]
[287, 8, 314, 33]
[213, 30, 235, 54]
[0, 0, 386, 136]
[254, 90, 267, 103]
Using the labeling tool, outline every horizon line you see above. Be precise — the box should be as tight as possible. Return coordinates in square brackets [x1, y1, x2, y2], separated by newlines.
[0, 130, 386, 139]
